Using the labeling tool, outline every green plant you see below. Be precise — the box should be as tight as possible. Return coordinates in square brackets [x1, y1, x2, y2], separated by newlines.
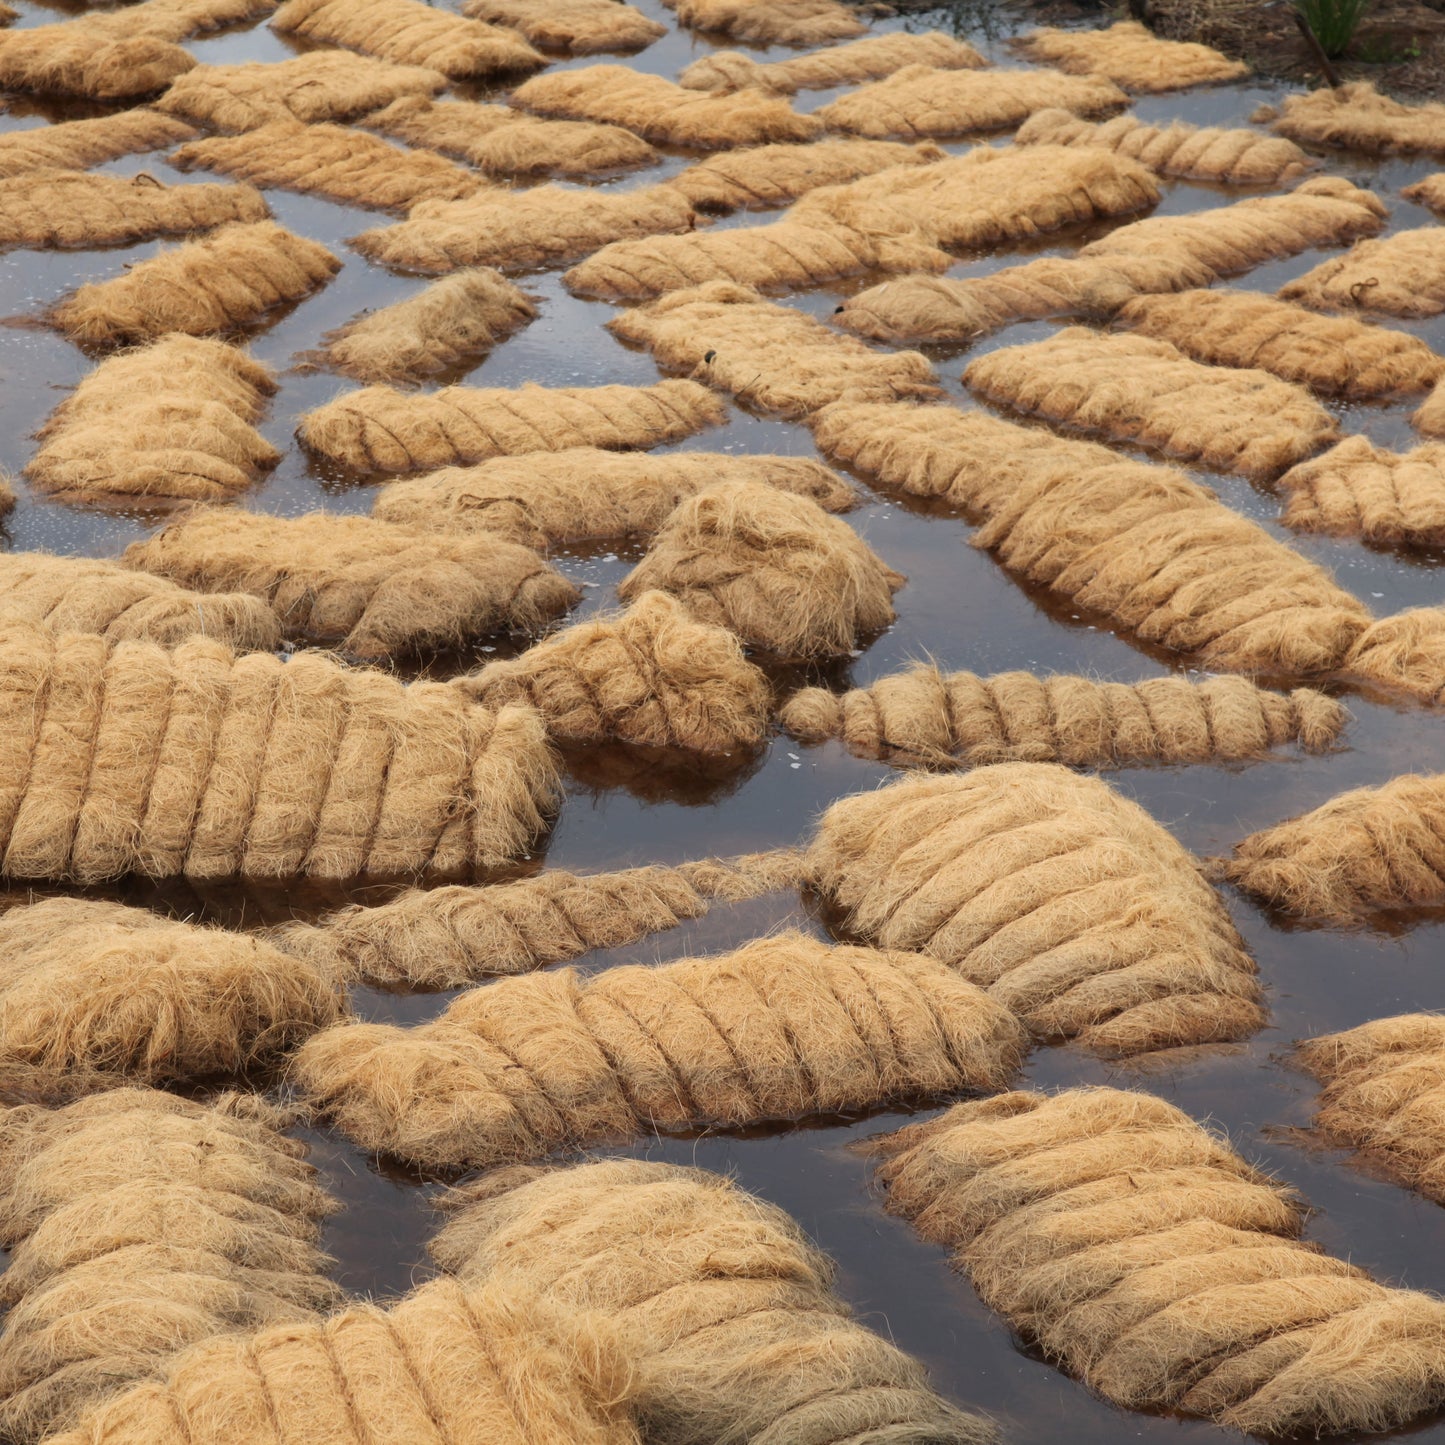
[1295, 0, 1372, 57]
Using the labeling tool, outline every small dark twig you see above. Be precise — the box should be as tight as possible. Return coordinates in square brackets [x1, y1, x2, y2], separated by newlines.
[1292, 6, 1345, 86]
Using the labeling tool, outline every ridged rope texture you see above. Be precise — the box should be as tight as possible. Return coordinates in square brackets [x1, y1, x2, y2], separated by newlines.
[663, 0, 865, 45]
[1012, 21, 1247, 92]
[1271, 80, 1445, 155]
[1278, 436, 1445, 546]
[1279, 228, 1445, 318]
[0, 111, 196, 179]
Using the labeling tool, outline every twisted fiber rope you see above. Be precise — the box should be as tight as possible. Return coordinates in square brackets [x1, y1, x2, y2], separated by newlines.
[1279, 229, 1445, 319]
[1012, 22, 1247, 92]
[0, 112, 195, 179]
[1271, 79, 1445, 155]
[668, 0, 865, 45]
[463, 0, 665, 54]
[1280, 436, 1445, 546]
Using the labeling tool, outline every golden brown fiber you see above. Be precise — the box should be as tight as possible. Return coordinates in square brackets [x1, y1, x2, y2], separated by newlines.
[431, 1160, 999, 1445]
[293, 932, 1028, 1168]
[462, 0, 664, 53]
[665, 0, 865, 44]
[1272, 80, 1445, 155]
[1014, 22, 1247, 92]
[1403, 172, 1445, 212]
[1279, 437, 1445, 547]
[1339, 608, 1445, 703]
[678, 32, 986, 94]
[0, 622, 559, 882]
[1279, 228, 1445, 318]
[1415, 377, 1445, 436]
[0, 111, 195, 179]
[869, 1087, 1445, 1437]
[782, 666, 1346, 768]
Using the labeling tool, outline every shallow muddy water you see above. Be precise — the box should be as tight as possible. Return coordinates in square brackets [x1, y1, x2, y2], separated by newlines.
[4, 1, 1445, 1440]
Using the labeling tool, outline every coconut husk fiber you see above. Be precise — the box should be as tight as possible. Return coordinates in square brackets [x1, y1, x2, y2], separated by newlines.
[48, 221, 340, 348]
[963, 327, 1338, 481]
[665, 0, 865, 44]
[1014, 22, 1247, 92]
[816, 65, 1128, 139]
[782, 665, 1345, 769]
[270, 0, 544, 79]
[364, 94, 657, 177]
[0, 1088, 341, 1441]
[510, 65, 823, 149]
[619, 481, 904, 659]
[0, 621, 560, 882]
[0, 553, 282, 651]
[0, 475, 15, 517]
[155, 52, 447, 131]
[26, 335, 279, 505]
[44, 1278, 643, 1445]
[1014, 107, 1312, 186]
[352, 182, 696, 274]
[678, 31, 986, 95]
[431, 1160, 1000, 1445]
[1279, 228, 1445, 318]
[276, 847, 805, 989]
[1279, 437, 1445, 547]
[317, 269, 537, 384]
[293, 931, 1028, 1168]
[808, 401, 1372, 677]
[370, 446, 856, 549]
[0, 111, 196, 180]
[454, 590, 769, 751]
[1404, 172, 1445, 213]
[1414, 376, 1445, 435]
[462, 0, 664, 53]
[122, 509, 578, 659]
[0, 169, 267, 252]
[0, 897, 342, 1090]
[298, 378, 725, 473]
[1272, 80, 1445, 154]
[868, 1086, 1445, 1437]
[1339, 608, 1445, 703]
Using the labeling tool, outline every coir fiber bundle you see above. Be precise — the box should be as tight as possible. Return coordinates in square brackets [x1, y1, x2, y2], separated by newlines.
[782, 665, 1345, 768]
[1279, 228, 1445, 318]
[155, 52, 447, 130]
[371, 446, 855, 548]
[809, 767, 1262, 1054]
[430, 1159, 999, 1445]
[808, 401, 1372, 677]
[1271, 80, 1445, 155]
[462, 0, 664, 53]
[46, 1278, 642, 1445]
[0, 111, 195, 179]
[816, 65, 1128, 139]
[664, 0, 865, 44]
[1278, 437, 1445, 547]
[963, 326, 1338, 481]
[1401, 171, 1445, 214]
[1217, 773, 1445, 921]
[298, 378, 724, 473]
[277, 848, 805, 989]
[1339, 608, 1445, 703]
[352, 182, 696, 274]
[317, 269, 536, 383]
[619, 480, 904, 658]
[293, 932, 1028, 1168]
[0, 553, 281, 650]
[48, 221, 340, 347]
[868, 1086, 1445, 1437]
[0, 898, 341, 1090]
[0, 1088, 341, 1440]
[270, 0, 545, 79]
[0, 169, 266, 252]
[1015, 107, 1312, 185]
[510, 65, 823, 149]
[26, 335, 279, 505]
[1414, 377, 1445, 437]
[123, 508, 578, 659]
[1013, 21, 1247, 92]
[365, 94, 657, 177]
[0, 621, 559, 881]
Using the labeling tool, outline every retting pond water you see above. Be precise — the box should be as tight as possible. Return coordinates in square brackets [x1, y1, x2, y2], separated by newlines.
[4, 2, 1445, 1440]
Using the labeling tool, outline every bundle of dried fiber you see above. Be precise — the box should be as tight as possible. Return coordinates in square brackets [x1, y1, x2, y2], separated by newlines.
[679, 31, 986, 95]
[26, 336, 278, 505]
[808, 401, 1371, 676]
[1015, 107, 1312, 185]
[1415, 376, 1445, 435]
[511, 65, 823, 150]
[0, 1088, 340, 1441]
[665, 0, 865, 44]
[294, 932, 1028, 1168]
[0, 169, 266, 252]
[0, 476, 14, 517]
[1404, 172, 1445, 215]
[431, 1160, 1000, 1445]
[1271, 80, 1445, 155]
[299, 378, 724, 474]
[0, 898, 342, 1089]
[276, 849, 804, 989]
[0, 111, 195, 179]
[868, 1087, 1445, 1437]
[816, 65, 1128, 139]
[156, 52, 447, 131]
[1013, 22, 1247, 92]
[0, 553, 281, 651]
[318, 269, 536, 384]
[46, 1278, 641, 1445]
[48, 222, 340, 347]
[371, 447, 855, 549]
[0, 621, 560, 881]
[619, 480, 904, 658]
[123, 509, 578, 659]
[1279, 229, 1445, 318]
[462, 0, 663, 53]
[170, 119, 484, 212]
[963, 327, 1338, 481]
[364, 94, 656, 177]
[353, 182, 696, 274]
[1340, 608, 1445, 703]
[783, 666, 1345, 768]
[1279, 437, 1445, 547]
[270, 0, 544, 79]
